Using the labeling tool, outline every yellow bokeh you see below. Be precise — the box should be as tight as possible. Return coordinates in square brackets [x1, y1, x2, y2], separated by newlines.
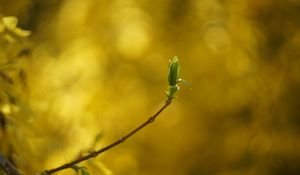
[1, 0, 300, 175]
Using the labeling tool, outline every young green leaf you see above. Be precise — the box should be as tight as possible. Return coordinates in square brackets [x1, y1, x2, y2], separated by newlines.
[166, 56, 189, 100]
[168, 56, 180, 86]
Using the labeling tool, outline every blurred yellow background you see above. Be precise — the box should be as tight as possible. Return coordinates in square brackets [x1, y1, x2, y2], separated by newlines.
[1, 0, 300, 174]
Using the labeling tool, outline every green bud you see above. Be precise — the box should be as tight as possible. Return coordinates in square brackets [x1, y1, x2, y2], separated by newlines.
[168, 56, 180, 86]
[165, 56, 189, 100]
[166, 85, 179, 99]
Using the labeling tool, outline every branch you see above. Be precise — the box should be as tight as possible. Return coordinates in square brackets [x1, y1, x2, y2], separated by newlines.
[42, 99, 172, 175]
[0, 154, 21, 175]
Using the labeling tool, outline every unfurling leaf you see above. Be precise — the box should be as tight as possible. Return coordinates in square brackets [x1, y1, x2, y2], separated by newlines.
[168, 56, 180, 86]
[166, 56, 189, 100]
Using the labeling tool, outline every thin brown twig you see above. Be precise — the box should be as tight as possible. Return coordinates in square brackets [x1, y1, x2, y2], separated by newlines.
[0, 153, 21, 175]
[42, 99, 172, 175]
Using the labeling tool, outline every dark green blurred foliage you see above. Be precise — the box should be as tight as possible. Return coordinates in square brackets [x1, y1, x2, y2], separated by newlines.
[1, 0, 300, 175]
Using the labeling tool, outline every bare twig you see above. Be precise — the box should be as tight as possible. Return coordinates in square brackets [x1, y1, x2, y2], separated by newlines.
[0, 154, 21, 175]
[42, 99, 172, 175]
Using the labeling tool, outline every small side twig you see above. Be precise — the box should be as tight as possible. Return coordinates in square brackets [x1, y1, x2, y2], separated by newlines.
[0, 153, 21, 175]
[42, 99, 172, 175]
